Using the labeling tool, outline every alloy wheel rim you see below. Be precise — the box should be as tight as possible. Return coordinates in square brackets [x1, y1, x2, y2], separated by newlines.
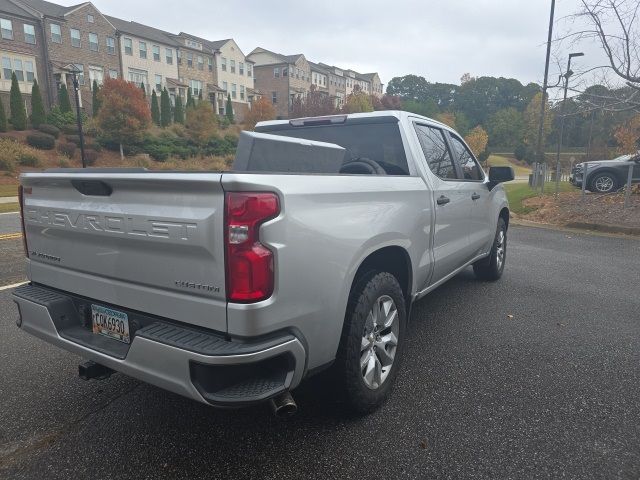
[496, 229, 506, 270]
[595, 176, 614, 192]
[360, 295, 399, 390]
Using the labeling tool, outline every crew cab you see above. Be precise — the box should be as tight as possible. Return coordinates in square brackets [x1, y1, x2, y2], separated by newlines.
[12, 111, 514, 415]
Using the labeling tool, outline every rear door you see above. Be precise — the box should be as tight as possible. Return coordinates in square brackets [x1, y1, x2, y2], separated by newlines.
[413, 124, 473, 284]
[21, 171, 228, 332]
[446, 133, 493, 257]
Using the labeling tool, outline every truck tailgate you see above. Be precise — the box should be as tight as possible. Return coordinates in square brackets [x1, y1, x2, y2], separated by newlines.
[21, 171, 227, 332]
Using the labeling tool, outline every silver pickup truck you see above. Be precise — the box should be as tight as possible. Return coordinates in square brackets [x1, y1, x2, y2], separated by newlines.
[12, 111, 513, 415]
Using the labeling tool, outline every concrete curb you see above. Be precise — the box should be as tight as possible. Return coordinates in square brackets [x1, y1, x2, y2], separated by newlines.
[511, 217, 640, 238]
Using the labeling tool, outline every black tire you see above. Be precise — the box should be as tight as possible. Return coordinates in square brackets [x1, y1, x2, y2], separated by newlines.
[333, 271, 406, 414]
[588, 172, 619, 193]
[473, 217, 507, 281]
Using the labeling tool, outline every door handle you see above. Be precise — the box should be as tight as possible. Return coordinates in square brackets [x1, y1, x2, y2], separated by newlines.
[436, 195, 450, 206]
[471, 192, 481, 201]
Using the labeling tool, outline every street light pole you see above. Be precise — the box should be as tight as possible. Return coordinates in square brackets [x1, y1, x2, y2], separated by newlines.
[554, 52, 584, 198]
[534, 0, 556, 192]
[70, 68, 87, 168]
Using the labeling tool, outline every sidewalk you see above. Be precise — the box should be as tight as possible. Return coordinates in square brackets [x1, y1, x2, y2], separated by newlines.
[0, 196, 18, 204]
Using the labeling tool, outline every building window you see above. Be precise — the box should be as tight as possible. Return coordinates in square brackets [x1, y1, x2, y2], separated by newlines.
[231, 83, 236, 99]
[230, 60, 235, 73]
[1, 18, 13, 40]
[89, 33, 98, 51]
[240, 85, 245, 101]
[176, 50, 181, 64]
[106, 36, 115, 54]
[23, 24, 36, 44]
[108, 69, 118, 79]
[222, 81, 227, 92]
[155, 74, 162, 92]
[2, 57, 11, 79]
[128, 68, 147, 86]
[25, 60, 34, 82]
[87, 14, 94, 23]
[50, 23, 61, 43]
[152, 45, 160, 62]
[247, 64, 252, 77]
[70, 28, 80, 47]
[73, 64, 84, 85]
[165, 48, 173, 64]
[13, 59, 23, 81]
[208, 57, 212, 72]
[271, 91, 277, 104]
[221, 57, 226, 71]
[139, 41, 147, 59]
[124, 37, 132, 55]
[239, 62, 244, 75]
[197, 55, 203, 71]
[273, 67, 279, 78]
[189, 79, 202, 97]
[89, 65, 103, 87]
[282, 67, 287, 77]
[187, 52, 193, 68]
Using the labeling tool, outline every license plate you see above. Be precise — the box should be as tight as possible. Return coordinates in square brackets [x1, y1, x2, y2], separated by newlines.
[91, 305, 130, 344]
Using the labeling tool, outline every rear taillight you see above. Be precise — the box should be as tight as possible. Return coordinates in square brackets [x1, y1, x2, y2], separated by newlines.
[18, 185, 30, 257]
[225, 192, 279, 302]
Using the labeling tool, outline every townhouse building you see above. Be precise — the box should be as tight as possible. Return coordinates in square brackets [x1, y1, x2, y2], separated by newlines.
[319, 63, 346, 109]
[308, 61, 329, 96]
[106, 16, 180, 102]
[210, 38, 254, 120]
[0, 0, 49, 112]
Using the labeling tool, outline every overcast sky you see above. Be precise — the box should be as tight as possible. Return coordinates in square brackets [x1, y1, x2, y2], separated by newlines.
[58, 0, 605, 89]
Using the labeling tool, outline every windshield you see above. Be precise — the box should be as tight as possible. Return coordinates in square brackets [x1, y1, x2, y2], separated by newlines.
[261, 122, 410, 175]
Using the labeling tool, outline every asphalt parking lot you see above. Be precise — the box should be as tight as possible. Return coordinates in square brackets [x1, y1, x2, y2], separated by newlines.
[0, 224, 639, 479]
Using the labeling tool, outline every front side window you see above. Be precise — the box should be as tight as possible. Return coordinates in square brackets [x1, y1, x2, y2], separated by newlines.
[25, 60, 34, 82]
[189, 79, 202, 96]
[273, 67, 279, 78]
[108, 69, 118, 79]
[152, 45, 160, 61]
[197, 55, 203, 70]
[208, 57, 212, 72]
[139, 41, 147, 59]
[70, 28, 80, 47]
[239, 62, 244, 75]
[23, 24, 36, 44]
[187, 52, 193, 67]
[166, 48, 173, 64]
[240, 85, 245, 100]
[89, 32, 98, 51]
[272, 91, 277, 104]
[13, 59, 23, 81]
[106, 36, 115, 54]
[87, 14, 94, 23]
[449, 134, 484, 181]
[230, 59, 235, 73]
[2, 57, 11, 79]
[50, 23, 61, 43]
[222, 81, 228, 92]
[89, 65, 103, 87]
[155, 74, 162, 91]
[221, 57, 226, 71]
[231, 83, 236, 99]
[124, 37, 132, 55]
[1, 18, 13, 40]
[73, 64, 84, 85]
[414, 124, 457, 180]
[128, 68, 147, 85]
[282, 67, 287, 77]
[247, 64, 252, 77]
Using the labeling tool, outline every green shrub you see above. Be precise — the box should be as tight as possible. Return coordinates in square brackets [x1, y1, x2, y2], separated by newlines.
[27, 132, 55, 150]
[217, 115, 231, 129]
[18, 153, 41, 167]
[60, 123, 79, 135]
[84, 149, 99, 166]
[38, 123, 60, 138]
[57, 142, 76, 157]
[47, 106, 76, 128]
[58, 156, 71, 168]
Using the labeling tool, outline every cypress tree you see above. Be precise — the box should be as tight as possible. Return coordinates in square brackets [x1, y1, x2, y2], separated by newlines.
[58, 84, 72, 113]
[151, 90, 160, 125]
[198, 89, 203, 101]
[92, 80, 101, 116]
[160, 87, 172, 127]
[30, 79, 46, 127]
[0, 99, 7, 132]
[225, 94, 234, 123]
[186, 87, 192, 108]
[9, 72, 27, 130]
[140, 82, 146, 99]
[173, 95, 184, 124]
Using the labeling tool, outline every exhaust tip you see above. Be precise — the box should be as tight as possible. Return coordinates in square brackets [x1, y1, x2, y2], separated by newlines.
[269, 391, 297, 417]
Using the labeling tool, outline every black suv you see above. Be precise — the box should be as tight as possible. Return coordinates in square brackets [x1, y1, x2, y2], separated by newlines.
[570, 153, 640, 193]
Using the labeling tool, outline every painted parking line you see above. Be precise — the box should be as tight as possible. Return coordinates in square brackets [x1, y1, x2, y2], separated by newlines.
[0, 232, 22, 241]
[0, 281, 28, 292]
[0, 211, 20, 216]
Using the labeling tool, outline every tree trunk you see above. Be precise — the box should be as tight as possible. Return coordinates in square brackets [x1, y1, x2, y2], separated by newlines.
[119, 143, 124, 160]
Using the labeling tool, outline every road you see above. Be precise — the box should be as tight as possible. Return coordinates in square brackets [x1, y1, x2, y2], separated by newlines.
[0, 225, 639, 479]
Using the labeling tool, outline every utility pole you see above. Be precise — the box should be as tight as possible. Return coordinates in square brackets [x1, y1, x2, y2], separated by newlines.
[69, 66, 87, 168]
[534, 0, 556, 192]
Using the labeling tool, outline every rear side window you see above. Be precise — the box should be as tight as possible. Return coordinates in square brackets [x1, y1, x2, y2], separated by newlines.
[414, 124, 457, 180]
[449, 134, 484, 181]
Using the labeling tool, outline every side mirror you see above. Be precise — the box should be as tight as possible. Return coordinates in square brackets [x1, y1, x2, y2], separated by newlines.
[488, 166, 514, 189]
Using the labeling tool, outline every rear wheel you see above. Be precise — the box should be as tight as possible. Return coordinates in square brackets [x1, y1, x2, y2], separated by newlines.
[589, 172, 618, 193]
[473, 218, 507, 281]
[333, 272, 406, 414]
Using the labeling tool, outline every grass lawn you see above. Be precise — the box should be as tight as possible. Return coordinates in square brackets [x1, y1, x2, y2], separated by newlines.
[486, 155, 531, 177]
[0, 184, 18, 197]
[0, 202, 19, 213]
[504, 181, 574, 215]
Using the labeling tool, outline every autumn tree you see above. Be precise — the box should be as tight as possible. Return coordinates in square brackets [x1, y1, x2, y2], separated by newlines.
[96, 78, 151, 159]
[58, 84, 72, 113]
[291, 85, 335, 117]
[160, 87, 172, 127]
[435, 112, 456, 129]
[244, 96, 276, 130]
[614, 114, 640, 153]
[343, 85, 373, 113]
[185, 101, 217, 145]
[30, 79, 46, 127]
[523, 92, 551, 146]
[150, 89, 160, 125]
[379, 94, 402, 110]
[464, 126, 489, 157]
[9, 72, 27, 130]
